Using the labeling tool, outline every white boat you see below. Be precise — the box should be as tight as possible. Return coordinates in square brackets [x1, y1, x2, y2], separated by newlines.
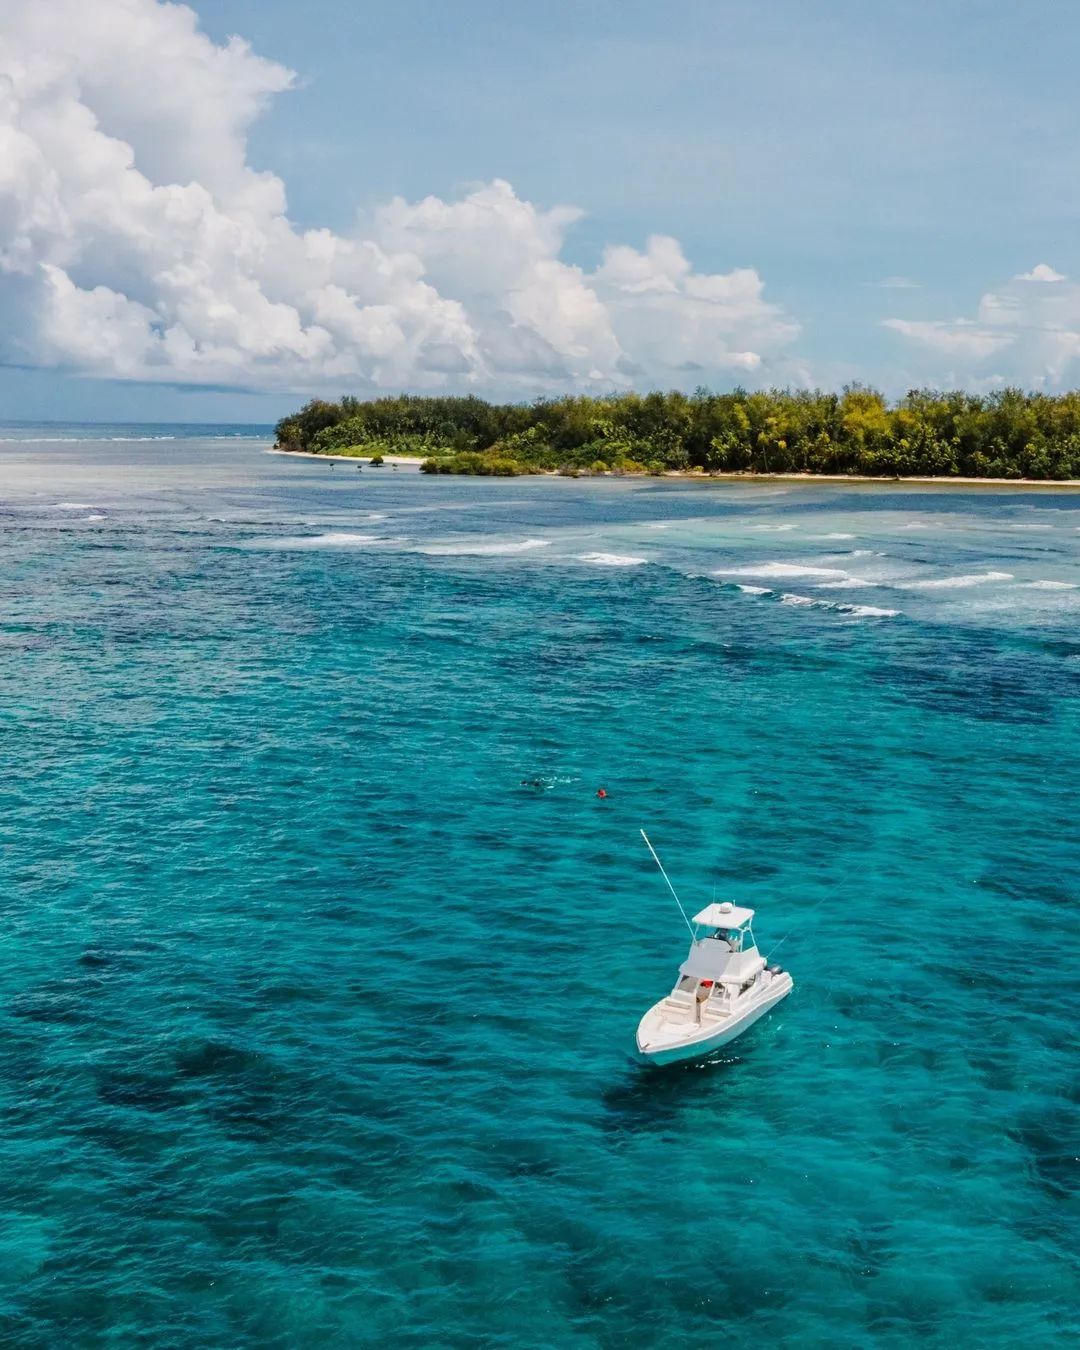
[634, 837, 794, 1066]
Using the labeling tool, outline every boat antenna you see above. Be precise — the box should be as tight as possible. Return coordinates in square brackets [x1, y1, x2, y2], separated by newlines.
[640, 829, 696, 939]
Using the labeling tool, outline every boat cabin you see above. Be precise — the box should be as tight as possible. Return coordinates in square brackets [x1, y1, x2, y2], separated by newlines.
[663, 901, 767, 1019]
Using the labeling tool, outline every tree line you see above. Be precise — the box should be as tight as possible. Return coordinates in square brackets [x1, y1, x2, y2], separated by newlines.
[275, 387, 1080, 478]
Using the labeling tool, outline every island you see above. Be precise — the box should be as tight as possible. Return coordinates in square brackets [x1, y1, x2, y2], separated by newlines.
[274, 388, 1080, 480]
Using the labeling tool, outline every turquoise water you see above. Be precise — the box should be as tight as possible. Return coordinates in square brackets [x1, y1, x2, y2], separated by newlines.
[1, 426, 1077, 1347]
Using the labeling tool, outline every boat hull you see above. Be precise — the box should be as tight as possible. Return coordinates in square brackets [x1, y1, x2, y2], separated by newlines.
[636, 974, 793, 1067]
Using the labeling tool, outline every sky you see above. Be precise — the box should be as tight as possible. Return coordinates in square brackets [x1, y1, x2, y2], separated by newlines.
[2, 0, 1080, 422]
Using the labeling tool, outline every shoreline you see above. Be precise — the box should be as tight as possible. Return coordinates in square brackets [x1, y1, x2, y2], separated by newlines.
[267, 448, 423, 466]
[267, 448, 1080, 488]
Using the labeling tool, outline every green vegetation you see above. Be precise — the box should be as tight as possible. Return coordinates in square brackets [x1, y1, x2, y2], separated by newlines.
[275, 387, 1080, 479]
[420, 452, 527, 476]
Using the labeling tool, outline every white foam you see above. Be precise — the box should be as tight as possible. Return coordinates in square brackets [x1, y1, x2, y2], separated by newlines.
[1022, 579, 1078, 590]
[52, 502, 95, 510]
[1007, 522, 1054, 531]
[818, 532, 856, 540]
[815, 577, 869, 589]
[839, 604, 901, 618]
[781, 593, 899, 618]
[645, 523, 671, 530]
[577, 552, 649, 566]
[82, 514, 106, 522]
[732, 581, 898, 618]
[906, 571, 1014, 590]
[748, 523, 796, 532]
[265, 532, 391, 548]
[420, 538, 552, 556]
[716, 562, 852, 580]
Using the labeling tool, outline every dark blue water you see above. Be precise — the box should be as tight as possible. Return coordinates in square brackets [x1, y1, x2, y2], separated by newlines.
[1, 426, 1077, 1346]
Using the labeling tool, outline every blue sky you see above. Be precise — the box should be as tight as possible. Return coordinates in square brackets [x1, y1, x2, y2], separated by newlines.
[2, 0, 1079, 421]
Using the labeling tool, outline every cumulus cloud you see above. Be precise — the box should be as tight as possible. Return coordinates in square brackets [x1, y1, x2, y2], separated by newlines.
[884, 266, 1080, 387]
[594, 236, 797, 375]
[0, 0, 798, 394]
[1014, 263, 1066, 283]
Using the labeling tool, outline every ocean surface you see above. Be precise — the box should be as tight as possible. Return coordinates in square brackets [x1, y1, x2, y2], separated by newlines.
[1, 423, 1077, 1347]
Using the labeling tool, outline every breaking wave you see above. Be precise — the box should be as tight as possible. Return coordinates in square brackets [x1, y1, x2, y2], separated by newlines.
[715, 561, 853, 580]
[257, 532, 395, 549]
[419, 538, 552, 556]
[906, 571, 1014, 589]
[778, 593, 899, 617]
[723, 580, 898, 617]
[577, 552, 649, 566]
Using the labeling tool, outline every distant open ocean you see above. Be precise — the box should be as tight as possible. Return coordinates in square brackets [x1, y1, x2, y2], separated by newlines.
[1, 423, 1077, 1346]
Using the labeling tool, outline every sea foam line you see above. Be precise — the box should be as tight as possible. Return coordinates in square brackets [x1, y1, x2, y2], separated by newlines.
[419, 538, 552, 556]
[257, 532, 397, 549]
[723, 579, 898, 617]
[906, 571, 1014, 589]
[715, 561, 853, 580]
[577, 552, 649, 566]
[779, 593, 899, 617]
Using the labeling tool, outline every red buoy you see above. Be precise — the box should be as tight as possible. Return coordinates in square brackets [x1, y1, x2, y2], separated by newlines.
[596, 788, 608, 799]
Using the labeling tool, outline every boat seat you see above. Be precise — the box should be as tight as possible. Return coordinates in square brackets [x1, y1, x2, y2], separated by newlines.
[665, 988, 695, 1004]
[662, 991, 696, 1015]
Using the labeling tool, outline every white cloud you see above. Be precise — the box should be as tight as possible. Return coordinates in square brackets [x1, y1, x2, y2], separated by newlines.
[871, 276, 921, 289]
[881, 318, 1014, 361]
[0, 0, 798, 393]
[1014, 263, 1066, 282]
[595, 237, 797, 374]
[884, 267, 1080, 386]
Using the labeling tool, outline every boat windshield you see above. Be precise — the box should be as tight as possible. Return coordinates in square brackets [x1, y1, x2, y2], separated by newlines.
[709, 926, 750, 951]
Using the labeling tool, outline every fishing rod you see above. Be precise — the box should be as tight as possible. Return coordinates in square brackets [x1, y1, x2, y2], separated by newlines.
[640, 829, 696, 940]
[763, 931, 792, 962]
[763, 893, 830, 962]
